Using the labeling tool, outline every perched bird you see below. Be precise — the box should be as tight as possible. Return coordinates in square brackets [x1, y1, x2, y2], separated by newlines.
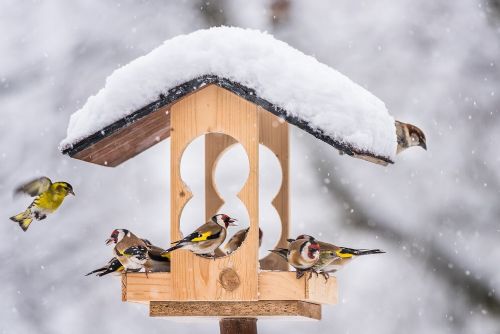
[105, 229, 170, 273]
[162, 214, 238, 257]
[287, 235, 385, 279]
[223, 227, 263, 255]
[270, 234, 320, 279]
[395, 121, 427, 154]
[10, 177, 74, 231]
[85, 257, 124, 277]
[319, 246, 385, 276]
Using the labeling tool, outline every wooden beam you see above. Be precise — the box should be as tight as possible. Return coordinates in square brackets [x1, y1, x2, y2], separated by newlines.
[220, 318, 257, 334]
[122, 271, 337, 305]
[149, 300, 321, 320]
[71, 105, 171, 167]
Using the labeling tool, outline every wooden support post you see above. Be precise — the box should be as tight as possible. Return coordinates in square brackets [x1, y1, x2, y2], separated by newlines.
[220, 318, 257, 334]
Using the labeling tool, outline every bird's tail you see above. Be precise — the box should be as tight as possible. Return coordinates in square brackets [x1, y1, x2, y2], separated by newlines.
[10, 210, 33, 232]
[85, 266, 108, 277]
[339, 248, 385, 256]
[161, 243, 184, 256]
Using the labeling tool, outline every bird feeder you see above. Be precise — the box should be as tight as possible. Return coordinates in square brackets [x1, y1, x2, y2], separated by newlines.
[60, 28, 412, 333]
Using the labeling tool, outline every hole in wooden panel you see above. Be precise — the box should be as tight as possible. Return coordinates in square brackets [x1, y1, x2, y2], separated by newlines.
[179, 134, 250, 258]
[258, 144, 283, 260]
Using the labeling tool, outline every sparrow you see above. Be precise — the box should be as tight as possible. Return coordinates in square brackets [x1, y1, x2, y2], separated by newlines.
[223, 227, 263, 255]
[10, 177, 74, 231]
[269, 234, 321, 279]
[105, 229, 170, 273]
[85, 257, 124, 277]
[395, 121, 427, 154]
[162, 214, 238, 257]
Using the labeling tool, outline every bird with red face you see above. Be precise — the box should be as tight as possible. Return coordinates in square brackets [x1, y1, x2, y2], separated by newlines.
[162, 214, 238, 257]
[270, 234, 321, 279]
[103, 229, 170, 274]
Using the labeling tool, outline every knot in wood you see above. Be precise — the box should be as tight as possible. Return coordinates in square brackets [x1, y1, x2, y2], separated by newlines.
[219, 268, 240, 292]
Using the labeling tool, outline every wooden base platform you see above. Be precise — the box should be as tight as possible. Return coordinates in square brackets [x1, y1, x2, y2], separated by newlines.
[150, 300, 321, 320]
[122, 271, 337, 305]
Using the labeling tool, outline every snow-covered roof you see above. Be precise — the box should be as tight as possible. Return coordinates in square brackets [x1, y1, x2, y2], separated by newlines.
[60, 27, 397, 164]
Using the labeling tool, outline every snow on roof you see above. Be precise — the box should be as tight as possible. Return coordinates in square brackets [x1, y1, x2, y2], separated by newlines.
[60, 27, 397, 161]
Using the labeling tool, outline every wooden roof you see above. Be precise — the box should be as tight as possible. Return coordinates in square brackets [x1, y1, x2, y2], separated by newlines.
[62, 75, 393, 167]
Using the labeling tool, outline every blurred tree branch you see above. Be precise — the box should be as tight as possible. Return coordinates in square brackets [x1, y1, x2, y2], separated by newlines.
[313, 155, 500, 317]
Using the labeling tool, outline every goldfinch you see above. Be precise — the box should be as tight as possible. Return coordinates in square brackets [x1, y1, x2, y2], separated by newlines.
[319, 246, 385, 276]
[10, 177, 74, 231]
[270, 234, 320, 279]
[162, 214, 238, 257]
[223, 227, 263, 255]
[395, 121, 427, 154]
[85, 257, 124, 277]
[288, 236, 385, 279]
[105, 229, 170, 273]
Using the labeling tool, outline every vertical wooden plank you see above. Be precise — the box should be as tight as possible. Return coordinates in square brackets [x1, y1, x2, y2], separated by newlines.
[205, 133, 237, 220]
[258, 110, 290, 271]
[170, 85, 259, 301]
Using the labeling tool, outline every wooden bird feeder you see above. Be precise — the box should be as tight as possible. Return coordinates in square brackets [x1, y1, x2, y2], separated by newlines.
[61, 27, 403, 334]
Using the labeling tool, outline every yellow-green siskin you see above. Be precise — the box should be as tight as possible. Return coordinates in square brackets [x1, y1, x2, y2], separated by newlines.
[10, 177, 74, 231]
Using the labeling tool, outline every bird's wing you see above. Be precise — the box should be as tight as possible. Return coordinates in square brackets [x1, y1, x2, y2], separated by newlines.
[173, 222, 222, 244]
[147, 244, 170, 262]
[123, 245, 148, 260]
[15, 177, 52, 197]
[318, 241, 341, 252]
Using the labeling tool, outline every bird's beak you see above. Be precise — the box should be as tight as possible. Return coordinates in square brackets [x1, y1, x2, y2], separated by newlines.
[105, 238, 114, 246]
[420, 141, 427, 150]
[228, 218, 238, 226]
[69, 189, 75, 196]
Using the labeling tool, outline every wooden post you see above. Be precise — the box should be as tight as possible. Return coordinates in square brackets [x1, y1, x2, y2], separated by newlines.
[220, 318, 257, 334]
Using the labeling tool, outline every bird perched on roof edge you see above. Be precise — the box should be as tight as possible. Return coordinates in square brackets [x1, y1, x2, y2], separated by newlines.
[10, 177, 74, 231]
[395, 121, 427, 154]
[162, 214, 238, 257]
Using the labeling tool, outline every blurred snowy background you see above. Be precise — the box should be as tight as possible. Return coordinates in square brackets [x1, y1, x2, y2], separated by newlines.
[1, 0, 499, 333]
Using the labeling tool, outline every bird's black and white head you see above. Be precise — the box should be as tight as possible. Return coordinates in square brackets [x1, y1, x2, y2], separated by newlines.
[53, 182, 75, 196]
[212, 214, 238, 229]
[106, 229, 129, 245]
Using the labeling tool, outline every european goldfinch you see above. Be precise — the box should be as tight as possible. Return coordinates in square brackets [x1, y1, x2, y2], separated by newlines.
[223, 227, 263, 255]
[85, 257, 124, 277]
[162, 214, 238, 257]
[270, 234, 320, 279]
[395, 121, 427, 154]
[288, 236, 385, 279]
[105, 229, 170, 273]
[10, 177, 74, 231]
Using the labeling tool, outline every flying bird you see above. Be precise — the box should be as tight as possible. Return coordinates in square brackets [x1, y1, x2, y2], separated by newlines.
[269, 234, 320, 279]
[395, 121, 427, 154]
[223, 227, 263, 255]
[10, 177, 74, 231]
[162, 214, 238, 257]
